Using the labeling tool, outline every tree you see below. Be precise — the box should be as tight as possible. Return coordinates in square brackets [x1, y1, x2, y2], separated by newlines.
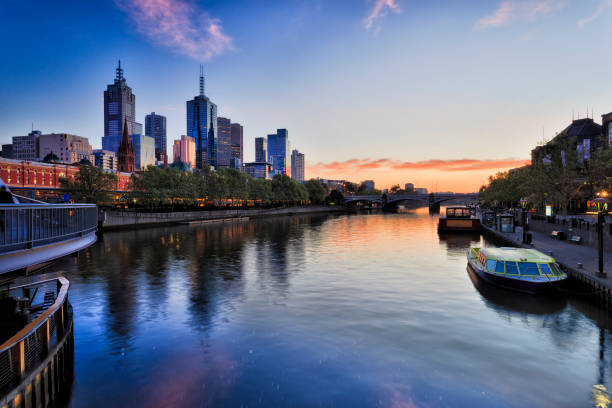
[304, 179, 327, 204]
[59, 164, 118, 203]
[271, 174, 308, 203]
[43, 152, 60, 163]
[389, 184, 402, 194]
[326, 189, 345, 205]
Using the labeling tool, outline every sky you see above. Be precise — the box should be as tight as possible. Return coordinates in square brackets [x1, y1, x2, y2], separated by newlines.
[1, 0, 612, 192]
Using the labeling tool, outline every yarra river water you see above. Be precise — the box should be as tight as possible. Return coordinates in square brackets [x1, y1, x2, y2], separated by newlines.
[52, 208, 612, 407]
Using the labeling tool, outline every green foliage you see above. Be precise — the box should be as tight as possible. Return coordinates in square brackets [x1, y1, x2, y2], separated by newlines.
[270, 174, 308, 203]
[42, 152, 60, 163]
[304, 179, 327, 204]
[59, 163, 118, 203]
[326, 189, 345, 205]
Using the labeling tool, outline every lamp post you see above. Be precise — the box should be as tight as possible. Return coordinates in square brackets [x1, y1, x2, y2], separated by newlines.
[520, 198, 528, 244]
[592, 191, 608, 278]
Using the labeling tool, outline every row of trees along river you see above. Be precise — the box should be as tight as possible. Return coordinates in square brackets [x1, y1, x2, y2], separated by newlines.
[59, 164, 353, 210]
[480, 141, 612, 214]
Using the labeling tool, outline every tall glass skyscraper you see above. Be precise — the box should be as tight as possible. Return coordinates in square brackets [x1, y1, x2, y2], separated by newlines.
[267, 129, 291, 176]
[103, 61, 136, 150]
[216, 117, 232, 168]
[291, 149, 305, 183]
[186, 65, 217, 169]
[145, 112, 167, 161]
[255, 137, 267, 162]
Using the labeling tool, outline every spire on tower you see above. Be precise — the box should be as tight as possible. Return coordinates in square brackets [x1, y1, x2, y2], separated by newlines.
[116, 59, 124, 81]
[199, 64, 205, 97]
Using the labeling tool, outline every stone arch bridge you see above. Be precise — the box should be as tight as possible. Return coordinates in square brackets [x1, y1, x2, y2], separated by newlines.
[343, 193, 479, 211]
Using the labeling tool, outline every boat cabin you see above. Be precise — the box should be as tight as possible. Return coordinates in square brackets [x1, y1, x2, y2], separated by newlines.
[472, 247, 563, 278]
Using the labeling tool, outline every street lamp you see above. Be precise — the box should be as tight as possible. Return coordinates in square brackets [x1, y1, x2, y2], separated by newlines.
[592, 191, 608, 278]
[520, 198, 528, 244]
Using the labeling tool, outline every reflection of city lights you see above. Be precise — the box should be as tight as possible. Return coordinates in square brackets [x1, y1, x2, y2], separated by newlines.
[592, 384, 612, 408]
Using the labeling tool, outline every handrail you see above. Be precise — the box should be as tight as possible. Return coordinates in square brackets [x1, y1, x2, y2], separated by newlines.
[0, 203, 96, 208]
[0, 277, 69, 354]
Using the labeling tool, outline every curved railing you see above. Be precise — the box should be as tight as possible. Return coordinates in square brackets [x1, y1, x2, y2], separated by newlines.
[0, 204, 97, 253]
[0, 277, 73, 406]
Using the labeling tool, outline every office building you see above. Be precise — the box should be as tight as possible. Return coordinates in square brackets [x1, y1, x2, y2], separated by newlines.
[186, 65, 217, 169]
[12, 130, 41, 161]
[415, 188, 428, 194]
[1, 144, 13, 159]
[255, 137, 267, 162]
[267, 129, 290, 176]
[291, 149, 305, 183]
[117, 119, 135, 173]
[404, 183, 414, 193]
[129, 134, 155, 170]
[38, 133, 94, 164]
[231, 123, 243, 165]
[145, 112, 167, 161]
[243, 162, 271, 180]
[173, 135, 196, 169]
[104, 60, 136, 142]
[93, 149, 117, 171]
[217, 117, 232, 168]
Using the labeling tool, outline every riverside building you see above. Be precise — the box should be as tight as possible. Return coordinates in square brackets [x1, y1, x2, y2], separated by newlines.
[291, 149, 305, 183]
[145, 112, 167, 161]
[267, 129, 290, 176]
[103, 60, 136, 146]
[186, 65, 217, 169]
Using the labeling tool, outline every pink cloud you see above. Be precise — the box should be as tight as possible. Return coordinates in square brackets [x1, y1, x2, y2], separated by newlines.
[115, 0, 233, 61]
[309, 158, 530, 173]
[475, 0, 565, 30]
[364, 0, 401, 31]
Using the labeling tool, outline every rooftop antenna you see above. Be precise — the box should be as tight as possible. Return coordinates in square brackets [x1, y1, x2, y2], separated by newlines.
[199, 64, 205, 97]
[115, 59, 124, 81]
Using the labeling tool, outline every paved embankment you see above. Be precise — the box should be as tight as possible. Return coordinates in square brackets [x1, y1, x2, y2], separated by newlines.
[101, 206, 346, 230]
[481, 223, 612, 308]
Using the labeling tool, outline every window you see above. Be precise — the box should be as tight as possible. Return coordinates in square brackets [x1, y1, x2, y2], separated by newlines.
[538, 263, 552, 275]
[495, 261, 505, 274]
[486, 260, 496, 272]
[550, 264, 563, 276]
[518, 262, 540, 276]
[505, 261, 519, 275]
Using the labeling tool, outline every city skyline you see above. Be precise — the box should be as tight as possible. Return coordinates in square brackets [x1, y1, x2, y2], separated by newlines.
[2, 0, 612, 191]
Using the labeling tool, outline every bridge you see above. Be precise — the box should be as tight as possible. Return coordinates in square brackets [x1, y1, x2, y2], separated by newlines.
[343, 193, 479, 210]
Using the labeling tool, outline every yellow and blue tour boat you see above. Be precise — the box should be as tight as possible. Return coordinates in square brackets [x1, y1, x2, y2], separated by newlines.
[438, 206, 480, 232]
[467, 247, 567, 294]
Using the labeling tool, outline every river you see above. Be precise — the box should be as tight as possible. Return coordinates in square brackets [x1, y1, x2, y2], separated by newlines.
[53, 208, 612, 407]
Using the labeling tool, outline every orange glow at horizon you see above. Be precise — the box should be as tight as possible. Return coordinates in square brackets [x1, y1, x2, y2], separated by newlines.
[307, 158, 530, 193]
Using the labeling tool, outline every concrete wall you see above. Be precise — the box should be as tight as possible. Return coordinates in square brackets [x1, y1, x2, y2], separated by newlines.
[101, 206, 345, 230]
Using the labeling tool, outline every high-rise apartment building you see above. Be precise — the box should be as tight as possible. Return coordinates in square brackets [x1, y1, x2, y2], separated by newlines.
[255, 137, 267, 163]
[216, 117, 232, 168]
[38, 133, 94, 164]
[104, 61, 136, 147]
[186, 65, 217, 169]
[12, 130, 41, 161]
[173, 135, 196, 169]
[267, 129, 290, 176]
[145, 112, 167, 161]
[230, 123, 243, 165]
[291, 149, 305, 183]
[93, 149, 117, 171]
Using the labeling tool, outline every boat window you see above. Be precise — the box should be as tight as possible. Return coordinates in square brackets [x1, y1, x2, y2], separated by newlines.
[447, 208, 455, 217]
[538, 263, 552, 275]
[505, 261, 519, 275]
[486, 260, 496, 272]
[518, 262, 540, 276]
[495, 261, 505, 274]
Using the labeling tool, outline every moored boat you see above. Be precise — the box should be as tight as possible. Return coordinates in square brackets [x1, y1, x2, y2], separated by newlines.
[466, 247, 567, 295]
[438, 206, 480, 232]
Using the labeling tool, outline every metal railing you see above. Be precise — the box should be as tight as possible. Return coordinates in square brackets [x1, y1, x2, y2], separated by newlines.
[0, 204, 97, 253]
[0, 277, 71, 396]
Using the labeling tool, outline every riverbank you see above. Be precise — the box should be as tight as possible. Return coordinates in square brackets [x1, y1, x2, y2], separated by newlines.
[481, 223, 612, 308]
[100, 205, 347, 230]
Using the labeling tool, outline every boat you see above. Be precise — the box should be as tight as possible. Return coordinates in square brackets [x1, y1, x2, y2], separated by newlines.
[466, 247, 567, 294]
[438, 205, 480, 232]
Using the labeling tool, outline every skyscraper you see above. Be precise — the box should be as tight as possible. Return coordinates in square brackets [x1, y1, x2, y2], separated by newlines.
[291, 149, 305, 183]
[255, 137, 267, 163]
[117, 119, 135, 173]
[145, 112, 167, 161]
[230, 123, 243, 165]
[267, 129, 290, 176]
[173, 135, 196, 168]
[103, 60, 136, 147]
[11, 130, 40, 161]
[186, 65, 217, 169]
[217, 117, 232, 168]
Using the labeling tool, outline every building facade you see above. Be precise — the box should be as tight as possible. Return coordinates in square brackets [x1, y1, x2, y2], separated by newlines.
[1, 144, 13, 159]
[362, 180, 375, 192]
[104, 60, 136, 143]
[145, 112, 167, 161]
[231, 123, 243, 166]
[12, 130, 40, 161]
[129, 134, 156, 170]
[217, 117, 232, 168]
[93, 149, 117, 171]
[117, 120, 135, 173]
[267, 129, 290, 176]
[255, 137, 267, 162]
[404, 183, 414, 193]
[291, 149, 305, 183]
[173, 135, 196, 169]
[186, 66, 217, 169]
[38, 133, 94, 164]
[243, 162, 271, 180]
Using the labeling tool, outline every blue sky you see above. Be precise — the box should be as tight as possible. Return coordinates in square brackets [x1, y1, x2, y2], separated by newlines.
[1, 0, 611, 191]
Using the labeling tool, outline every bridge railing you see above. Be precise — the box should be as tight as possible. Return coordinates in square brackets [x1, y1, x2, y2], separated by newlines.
[0, 204, 97, 253]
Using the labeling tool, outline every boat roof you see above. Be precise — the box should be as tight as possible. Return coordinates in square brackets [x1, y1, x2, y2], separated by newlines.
[479, 247, 555, 263]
